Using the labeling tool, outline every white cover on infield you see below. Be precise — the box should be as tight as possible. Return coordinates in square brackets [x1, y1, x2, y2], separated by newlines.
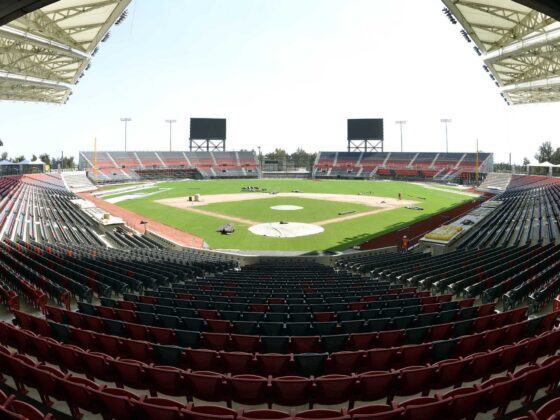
[270, 205, 303, 211]
[249, 222, 323, 238]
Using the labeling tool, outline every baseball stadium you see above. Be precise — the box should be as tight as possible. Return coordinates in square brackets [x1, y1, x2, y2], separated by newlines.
[0, 1, 560, 419]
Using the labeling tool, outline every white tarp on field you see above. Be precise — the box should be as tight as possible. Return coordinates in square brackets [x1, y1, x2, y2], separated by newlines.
[249, 222, 323, 238]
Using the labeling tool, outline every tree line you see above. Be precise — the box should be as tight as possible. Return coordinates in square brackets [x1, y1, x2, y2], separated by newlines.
[253, 148, 317, 169]
[534, 141, 560, 164]
[0, 152, 75, 169]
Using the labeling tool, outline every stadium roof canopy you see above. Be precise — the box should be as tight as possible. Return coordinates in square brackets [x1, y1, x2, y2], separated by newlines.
[442, 0, 560, 105]
[0, 0, 130, 104]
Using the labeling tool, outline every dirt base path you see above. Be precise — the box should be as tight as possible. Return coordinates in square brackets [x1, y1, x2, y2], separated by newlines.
[315, 207, 395, 226]
[183, 207, 259, 225]
[158, 192, 417, 228]
[78, 192, 205, 248]
[158, 192, 416, 210]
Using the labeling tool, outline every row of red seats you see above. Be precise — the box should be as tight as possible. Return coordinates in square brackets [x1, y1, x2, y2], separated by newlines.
[97, 296, 482, 325]
[151, 287, 425, 301]
[0, 281, 19, 310]
[8, 311, 557, 378]
[0, 389, 52, 420]
[2, 331, 560, 419]
[520, 395, 560, 420]
[40, 305, 531, 354]
[10, 316, 560, 384]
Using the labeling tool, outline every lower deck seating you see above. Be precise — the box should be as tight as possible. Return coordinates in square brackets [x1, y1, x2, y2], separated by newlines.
[314, 151, 492, 181]
[0, 173, 557, 419]
[79, 151, 260, 183]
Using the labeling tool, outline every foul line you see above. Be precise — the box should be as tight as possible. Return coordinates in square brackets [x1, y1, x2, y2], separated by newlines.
[315, 207, 395, 226]
[182, 207, 259, 225]
[182, 205, 397, 228]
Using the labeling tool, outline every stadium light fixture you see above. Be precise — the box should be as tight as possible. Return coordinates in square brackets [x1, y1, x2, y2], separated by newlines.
[395, 121, 406, 152]
[165, 119, 177, 151]
[120, 117, 132, 151]
[440, 119, 452, 153]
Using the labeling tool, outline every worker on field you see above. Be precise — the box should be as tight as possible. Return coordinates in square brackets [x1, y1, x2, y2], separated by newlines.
[401, 235, 409, 254]
[398, 192, 402, 200]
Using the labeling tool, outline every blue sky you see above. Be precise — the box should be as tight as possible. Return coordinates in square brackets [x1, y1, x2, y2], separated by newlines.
[1, 0, 559, 163]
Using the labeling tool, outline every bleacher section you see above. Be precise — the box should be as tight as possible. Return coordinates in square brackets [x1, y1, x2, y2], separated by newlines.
[61, 171, 97, 192]
[338, 246, 560, 314]
[478, 172, 513, 192]
[314, 151, 493, 181]
[79, 151, 260, 183]
[0, 172, 558, 418]
[0, 259, 557, 419]
[458, 177, 560, 249]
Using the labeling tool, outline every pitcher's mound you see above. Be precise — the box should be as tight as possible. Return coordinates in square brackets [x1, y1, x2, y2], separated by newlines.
[270, 205, 303, 211]
[249, 222, 323, 238]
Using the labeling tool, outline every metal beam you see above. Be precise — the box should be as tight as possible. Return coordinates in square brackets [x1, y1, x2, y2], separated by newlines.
[0, 34, 85, 83]
[0, 0, 58, 26]
[0, 75, 69, 103]
[443, 0, 560, 104]
[514, 0, 560, 21]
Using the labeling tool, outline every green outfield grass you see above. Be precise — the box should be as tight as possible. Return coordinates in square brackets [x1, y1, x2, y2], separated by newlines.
[114, 179, 475, 251]
[201, 197, 377, 223]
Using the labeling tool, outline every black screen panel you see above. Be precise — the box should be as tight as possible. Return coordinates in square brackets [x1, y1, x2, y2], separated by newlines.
[190, 118, 226, 140]
[347, 119, 384, 140]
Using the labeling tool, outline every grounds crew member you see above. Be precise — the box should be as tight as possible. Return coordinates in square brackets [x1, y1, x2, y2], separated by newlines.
[401, 235, 409, 253]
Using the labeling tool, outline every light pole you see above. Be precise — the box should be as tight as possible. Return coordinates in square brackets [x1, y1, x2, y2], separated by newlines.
[165, 119, 176, 152]
[257, 146, 262, 177]
[440, 119, 452, 153]
[395, 121, 406, 152]
[120, 117, 132, 151]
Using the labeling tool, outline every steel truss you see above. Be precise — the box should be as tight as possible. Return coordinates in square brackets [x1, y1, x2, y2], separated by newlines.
[443, 0, 560, 104]
[347, 140, 383, 153]
[0, 0, 130, 104]
[189, 139, 226, 152]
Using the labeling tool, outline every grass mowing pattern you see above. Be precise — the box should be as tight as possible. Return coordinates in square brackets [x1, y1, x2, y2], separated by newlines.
[201, 197, 377, 224]
[115, 179, 473, 251]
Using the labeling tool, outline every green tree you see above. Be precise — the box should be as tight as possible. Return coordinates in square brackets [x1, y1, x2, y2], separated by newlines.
[522, 157, 530, 166]
[265, 148, 288, 160]
[493, 162, 512, 172]
[11, 155, 25, 163]
[0, 152, 7, 161]
[291, 148, 317, 170]
[535, 141, 554, 163]
[39, 153, 51, 166]
[51, 156, 75, 169]
[552, 148, 560, 165]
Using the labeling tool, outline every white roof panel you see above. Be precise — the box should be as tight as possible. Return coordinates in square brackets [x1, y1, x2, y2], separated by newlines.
[0, 0, 130, 103]
[443, 0, 560, 105]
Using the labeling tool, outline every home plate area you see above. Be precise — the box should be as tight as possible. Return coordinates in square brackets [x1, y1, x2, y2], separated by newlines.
[249, 222, 324, 238]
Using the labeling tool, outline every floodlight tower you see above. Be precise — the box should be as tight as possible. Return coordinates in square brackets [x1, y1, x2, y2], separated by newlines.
[120, 117, 132, 151]
[165, 119, 177, 151]
[440, 119, 452, 153]
[395, 121, 406, 152]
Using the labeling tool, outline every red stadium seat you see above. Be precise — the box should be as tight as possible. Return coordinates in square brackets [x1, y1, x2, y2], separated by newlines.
[271, 376, 313, 407]
[348, 404, 404, 420]
[92, 386, 140, 420]
[294, 409, 350, 420]
[187, 405, 237, 420]
[239, 409, 292, 419]
[227, 374, 269, 406]
[314, 374, 356, 407]
[133, 396, 185, 420]
[186, 370, 226, 403]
